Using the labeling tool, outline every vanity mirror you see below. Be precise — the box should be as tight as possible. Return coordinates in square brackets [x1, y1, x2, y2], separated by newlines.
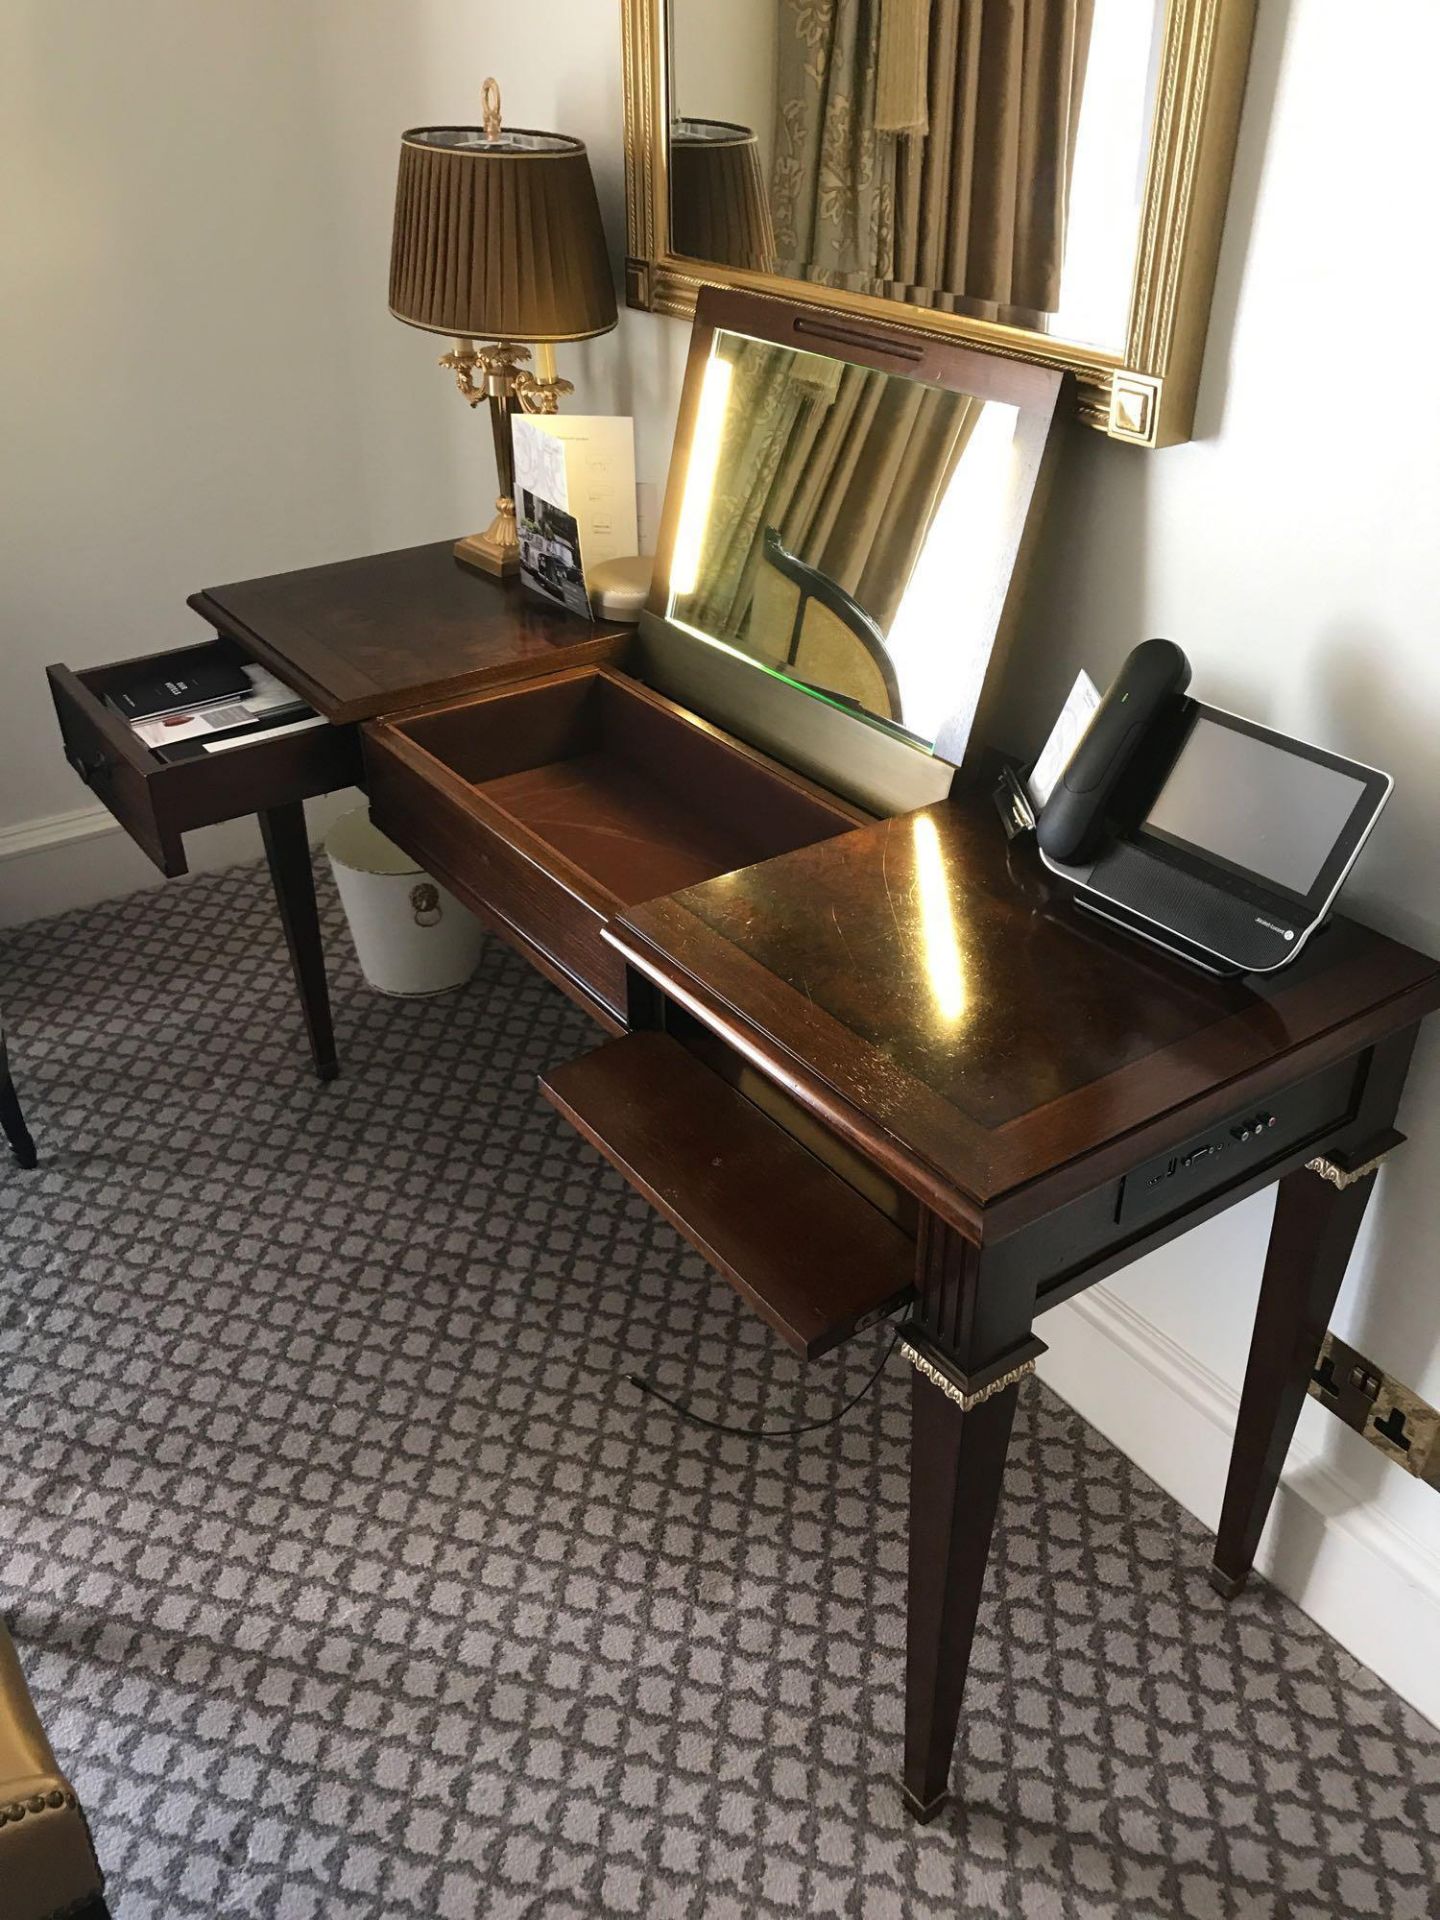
[638, 287, 1060, 811]
[622, 0, 1255, 447]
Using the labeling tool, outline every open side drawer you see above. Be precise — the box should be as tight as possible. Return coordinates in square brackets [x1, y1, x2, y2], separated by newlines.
[363, 666, 866, 1024]
[540, 1030, 915, 1356]
[48, 638, 361, 876]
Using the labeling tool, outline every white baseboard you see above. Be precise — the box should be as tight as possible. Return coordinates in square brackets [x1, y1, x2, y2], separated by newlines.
[0, 802, 123, 860]
[0, 791, 361, 928]
[1039, 1285, 1440, 1728]
[0, 805, 176, 926]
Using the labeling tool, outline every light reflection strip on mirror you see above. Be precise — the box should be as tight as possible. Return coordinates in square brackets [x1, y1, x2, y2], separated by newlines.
[669, 351, 734, 598]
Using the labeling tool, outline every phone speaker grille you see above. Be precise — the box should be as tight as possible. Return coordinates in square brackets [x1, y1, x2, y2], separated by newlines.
[1087, 846, 1293, 969]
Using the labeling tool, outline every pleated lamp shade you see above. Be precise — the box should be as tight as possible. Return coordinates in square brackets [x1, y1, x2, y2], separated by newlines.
[390, 126, 617, 341]
[669, 119, 777, 274]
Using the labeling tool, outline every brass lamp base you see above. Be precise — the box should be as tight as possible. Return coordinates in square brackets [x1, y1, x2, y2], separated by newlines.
[454, 496, 520, 578]
[440, 340, 574, 582]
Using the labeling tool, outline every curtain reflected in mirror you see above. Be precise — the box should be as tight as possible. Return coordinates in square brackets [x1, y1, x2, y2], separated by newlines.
[668, 0, 1162, 351]
[665, 328, 1033, 748]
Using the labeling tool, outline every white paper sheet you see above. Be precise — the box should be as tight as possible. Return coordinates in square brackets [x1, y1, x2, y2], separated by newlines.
[1027, 670, 1102, 808]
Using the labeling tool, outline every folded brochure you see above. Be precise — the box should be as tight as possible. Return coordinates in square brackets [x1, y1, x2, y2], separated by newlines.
[131, 666, 312, 753]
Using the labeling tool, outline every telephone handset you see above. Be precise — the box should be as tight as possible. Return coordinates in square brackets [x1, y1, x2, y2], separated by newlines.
[1036, 639, 1191, 864]
[1034, 640, 1392, 976]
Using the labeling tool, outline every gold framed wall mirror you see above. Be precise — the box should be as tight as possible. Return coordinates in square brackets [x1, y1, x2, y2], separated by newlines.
[622, 0, 1256, 448]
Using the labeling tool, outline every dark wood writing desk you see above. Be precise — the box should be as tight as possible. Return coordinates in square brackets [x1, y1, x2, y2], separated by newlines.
[587, 805, 1439, 1816]
[47, 541, 1440, 1819]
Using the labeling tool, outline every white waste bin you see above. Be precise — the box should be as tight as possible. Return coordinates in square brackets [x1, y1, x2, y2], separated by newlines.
[325, 808, 485, 997]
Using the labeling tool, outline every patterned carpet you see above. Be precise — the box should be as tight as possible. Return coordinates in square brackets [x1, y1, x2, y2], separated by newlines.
[1, 857, 1438, 1920]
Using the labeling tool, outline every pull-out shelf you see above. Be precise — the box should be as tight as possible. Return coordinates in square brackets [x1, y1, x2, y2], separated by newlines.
[541, 1030, 914, 1356]
[48, 638, 360, 875]
[363, 666, 867, 1025]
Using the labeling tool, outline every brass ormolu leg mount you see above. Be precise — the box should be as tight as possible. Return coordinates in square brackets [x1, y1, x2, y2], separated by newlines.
[440, 342, 574, 578]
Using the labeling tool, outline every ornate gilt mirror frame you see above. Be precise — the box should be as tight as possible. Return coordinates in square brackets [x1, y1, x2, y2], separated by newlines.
[622, 0, 1255, 448]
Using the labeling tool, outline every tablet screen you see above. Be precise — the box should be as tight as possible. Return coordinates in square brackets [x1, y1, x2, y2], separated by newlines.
[1143, 717, 1366, 896]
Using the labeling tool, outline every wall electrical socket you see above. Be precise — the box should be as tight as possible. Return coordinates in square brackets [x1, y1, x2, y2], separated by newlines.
[1308, 1331, 1440, 1487]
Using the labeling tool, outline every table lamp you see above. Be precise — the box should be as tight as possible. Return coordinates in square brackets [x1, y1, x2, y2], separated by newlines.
[389, 80, 617, 577]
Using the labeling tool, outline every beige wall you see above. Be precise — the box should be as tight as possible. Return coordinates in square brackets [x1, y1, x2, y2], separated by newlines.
[0, 0, 684, 913]
[670, 0, 778, 175]
[990, 0, 1440, 1721]
[3, 1, 1438, 1717]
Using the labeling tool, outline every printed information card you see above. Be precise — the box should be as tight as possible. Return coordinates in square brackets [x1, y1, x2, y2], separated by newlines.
[512, 415, 637, 620]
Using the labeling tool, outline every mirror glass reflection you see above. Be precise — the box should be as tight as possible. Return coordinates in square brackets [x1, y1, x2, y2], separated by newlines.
[667, 0, 1162, 352]
[665, 328, 1036, 751]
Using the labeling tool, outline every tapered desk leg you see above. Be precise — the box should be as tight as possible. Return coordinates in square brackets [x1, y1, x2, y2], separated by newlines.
[1210, 1163, 1379, 1597]
[258, 802, 338, 1082]
[903, 1362, 1023, 1821]
[899, 1217, 1042, 1822]
[0, 1036, 38, 1169]
[1211, 1027, 1418, 1598]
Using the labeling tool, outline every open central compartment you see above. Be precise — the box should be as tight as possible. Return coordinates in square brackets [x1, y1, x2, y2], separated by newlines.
[363, 666, 866, 1023]
[393, 667, 863, 902]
